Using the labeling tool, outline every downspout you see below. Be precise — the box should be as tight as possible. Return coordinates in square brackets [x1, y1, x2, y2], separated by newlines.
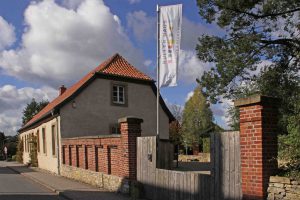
[56, 116, 60, 175]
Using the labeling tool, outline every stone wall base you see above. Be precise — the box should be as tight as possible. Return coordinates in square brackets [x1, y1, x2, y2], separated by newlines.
[267, 176, 300, 200]
[178, 153, 210, 162]
[61, 165, 130, 193]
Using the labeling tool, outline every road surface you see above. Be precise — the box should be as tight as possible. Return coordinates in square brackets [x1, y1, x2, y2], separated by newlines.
[0, 163, 64, 200]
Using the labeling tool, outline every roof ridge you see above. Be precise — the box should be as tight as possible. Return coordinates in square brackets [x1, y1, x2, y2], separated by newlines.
[98, 53, 120, 72]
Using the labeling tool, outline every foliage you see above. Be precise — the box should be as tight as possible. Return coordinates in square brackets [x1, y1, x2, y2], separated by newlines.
[0, 132, 5, 143]
[29, 135, 38, 167]
[181, 86, 213, 148]
[196, 0, 300, 103]
[278, 97, 300, 169]
[16, 137, 24, 163]
[226, 106, 240, 131]
[4, 135, 17, 157]
[202, 137, 210, 153]
[195, 0, 300, 174]
[169, 104, 183, 145]
[0, 132, 5, 156]
[22, 98, 49, 125]
[11, 155, 16, 161]
[169, 121, 182, 145]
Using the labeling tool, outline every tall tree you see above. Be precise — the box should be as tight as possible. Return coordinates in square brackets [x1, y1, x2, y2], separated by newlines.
[0, 132, 5, 156]
[195, 0, 300, 173]
[169, 104, 183, 145]
[22, 99, 49, 125]
[195, 0, 300, 132]
[181, 86, 213, 148]
[0, 132, 5, 144]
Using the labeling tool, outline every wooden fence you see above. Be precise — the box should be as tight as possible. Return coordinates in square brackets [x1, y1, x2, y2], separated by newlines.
[211, 131, 242, 200]
[137, 137, 211, 200]
[137, 131, 242, 200]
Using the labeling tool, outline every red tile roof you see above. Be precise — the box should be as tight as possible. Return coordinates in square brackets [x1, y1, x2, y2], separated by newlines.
[99, 54, 152, 81]
[20, 53, 153, 131]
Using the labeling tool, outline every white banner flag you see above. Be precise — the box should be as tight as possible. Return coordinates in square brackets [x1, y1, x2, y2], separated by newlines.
[159, 4, 182, 88]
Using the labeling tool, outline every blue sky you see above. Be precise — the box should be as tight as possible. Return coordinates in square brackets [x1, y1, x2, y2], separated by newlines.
[0, 0, 231, 135]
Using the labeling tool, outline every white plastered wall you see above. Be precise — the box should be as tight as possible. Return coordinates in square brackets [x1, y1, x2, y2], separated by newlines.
[20, 116, 61, 174]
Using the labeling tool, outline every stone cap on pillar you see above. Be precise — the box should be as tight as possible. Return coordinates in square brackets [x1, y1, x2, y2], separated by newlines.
[234, 94, 280, 107]
[118, 116, 144, 124]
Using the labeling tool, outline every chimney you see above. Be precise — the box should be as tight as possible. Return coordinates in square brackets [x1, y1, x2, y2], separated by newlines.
[59, 85, 67, 96]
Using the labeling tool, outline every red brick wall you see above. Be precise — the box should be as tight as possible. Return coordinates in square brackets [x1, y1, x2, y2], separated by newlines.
[61, 117, 143, 180]
[236, 96, 279, 200]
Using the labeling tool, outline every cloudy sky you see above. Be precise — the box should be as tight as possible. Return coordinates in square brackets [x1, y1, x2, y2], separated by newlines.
[0, 0, 231, 135]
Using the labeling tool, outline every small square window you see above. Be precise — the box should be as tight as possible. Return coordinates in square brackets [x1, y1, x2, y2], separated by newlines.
[112, 84, 126, 105]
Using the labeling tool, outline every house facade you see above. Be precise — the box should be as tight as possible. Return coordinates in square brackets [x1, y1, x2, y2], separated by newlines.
[18, 53, 174, 174]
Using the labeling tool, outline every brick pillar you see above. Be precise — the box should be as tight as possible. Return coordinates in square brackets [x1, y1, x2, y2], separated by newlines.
[118, 116, 143, 180]
[234, 95, 279, 200]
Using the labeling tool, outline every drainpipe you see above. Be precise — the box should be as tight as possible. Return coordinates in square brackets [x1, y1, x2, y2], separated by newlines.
[56, 117, 60, 175]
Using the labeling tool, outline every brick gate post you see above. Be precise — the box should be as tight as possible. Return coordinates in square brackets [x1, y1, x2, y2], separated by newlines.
[118, 116, 143, 180]
[234, 95, 280, 200]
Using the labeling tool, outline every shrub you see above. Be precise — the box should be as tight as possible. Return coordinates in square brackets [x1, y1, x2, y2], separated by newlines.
[29, 135, 38, 167]
[202, 137, 210, 153]
[16, 137, 23, 163]
[278, 103, 300, 180]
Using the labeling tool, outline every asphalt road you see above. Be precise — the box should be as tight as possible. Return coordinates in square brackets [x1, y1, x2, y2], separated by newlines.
[0, 165, 65, 200]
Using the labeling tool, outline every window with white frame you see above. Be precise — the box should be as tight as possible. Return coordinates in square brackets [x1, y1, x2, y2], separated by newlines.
[112, 85, 125, 104]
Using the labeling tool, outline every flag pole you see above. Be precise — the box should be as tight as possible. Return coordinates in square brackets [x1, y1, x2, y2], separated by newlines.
[156, 4, 160, 139]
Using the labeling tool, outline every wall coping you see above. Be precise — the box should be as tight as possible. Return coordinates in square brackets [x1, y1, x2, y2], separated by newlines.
[62, 134, 121, 140]
[118, 116, 143, 124]
[234, 94, 280, 107]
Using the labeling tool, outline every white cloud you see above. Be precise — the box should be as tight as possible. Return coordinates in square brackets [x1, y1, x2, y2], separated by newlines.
[0, 16, 16, 50]
[0, 0, 145, 88]
[178, 50, 213, 84]
[126, 10, 155, 42]
[0, 85, 57, 135]
[185, 91, 194, 102]
[128, 0, 141, 4]
[144, 59, 152, 67]
[62, 0, 85, 9]
[210, 97, 233, 130]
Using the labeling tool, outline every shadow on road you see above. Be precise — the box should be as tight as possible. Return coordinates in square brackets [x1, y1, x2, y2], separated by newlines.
[4, 165, 35, 174]
[62, 190, 131, 200]
[0, 194, 64, 200]
[0, 167, 19, 174]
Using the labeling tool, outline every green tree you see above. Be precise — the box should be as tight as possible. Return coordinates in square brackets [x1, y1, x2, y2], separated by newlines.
[195, 0, 300, 131]
[195, 0, 300, 174]
[4, 135, 17, 157]
[0, 132, 5, 159]
[181, 86, 214, 150]
[22, 98, 49, 125]
[196, 0, 299, 104]
[277, 97, 300, 180]
[16, 136, 23, 163]
[169, 104, 183, 145]
[29, 135, 38, 167]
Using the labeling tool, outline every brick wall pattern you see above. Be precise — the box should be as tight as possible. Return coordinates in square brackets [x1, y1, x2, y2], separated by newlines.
[61, 118, 142, 180]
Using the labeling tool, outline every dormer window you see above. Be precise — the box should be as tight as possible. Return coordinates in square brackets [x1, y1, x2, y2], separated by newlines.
[111, 83, 127, 106]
